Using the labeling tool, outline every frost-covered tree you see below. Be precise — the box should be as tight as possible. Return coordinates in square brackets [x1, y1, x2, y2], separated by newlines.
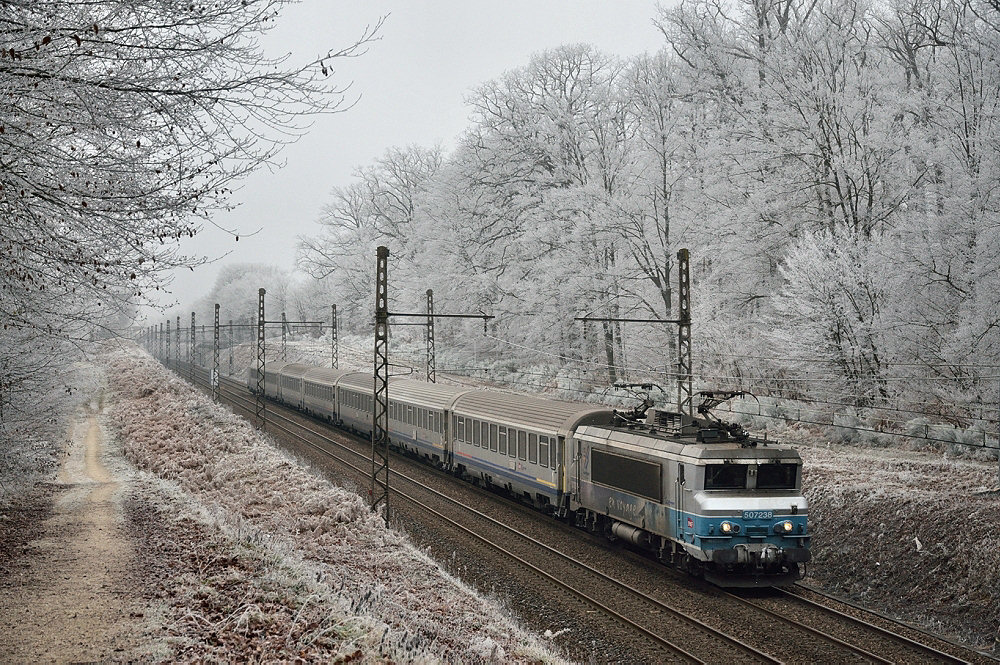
[0, 0, 378, 420]
[0, 0, 376, 334]
[769, 229, 896, 405]
[297, 145, 443, 327]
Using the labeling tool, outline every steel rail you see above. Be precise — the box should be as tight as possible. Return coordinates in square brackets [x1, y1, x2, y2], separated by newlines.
[779, 587, 973, 664]
[192, 368, 776, 663]
[721, 591, 895, 664]
[206, 376, 706, 662]
[184, 364, 958, 664]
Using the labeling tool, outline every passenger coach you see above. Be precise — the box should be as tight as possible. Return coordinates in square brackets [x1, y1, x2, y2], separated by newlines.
[247, 362, 810, 585]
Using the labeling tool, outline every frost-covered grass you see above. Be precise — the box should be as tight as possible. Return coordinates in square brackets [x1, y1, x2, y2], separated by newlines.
[0, 361, 103, 503]
[105, 343, 564, 663]
[798, 439, 1000, 650]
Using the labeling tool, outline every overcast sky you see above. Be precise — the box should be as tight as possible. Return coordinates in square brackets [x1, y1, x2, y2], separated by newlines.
[156, 0, 669, 319]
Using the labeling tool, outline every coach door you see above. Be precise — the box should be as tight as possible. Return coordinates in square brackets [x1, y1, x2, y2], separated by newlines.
[675, 463, 685, 538]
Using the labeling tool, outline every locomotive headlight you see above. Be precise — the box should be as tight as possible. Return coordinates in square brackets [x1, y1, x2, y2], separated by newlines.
[776, 520, 794, 533]
[720, 521, 733, 533]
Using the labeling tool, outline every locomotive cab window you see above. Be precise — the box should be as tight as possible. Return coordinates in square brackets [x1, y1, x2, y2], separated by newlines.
[757, 463, 798, 489]
[704, 464, 747, 490]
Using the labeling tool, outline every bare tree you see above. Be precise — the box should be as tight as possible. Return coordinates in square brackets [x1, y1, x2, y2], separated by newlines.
[0, 0, 380, 419]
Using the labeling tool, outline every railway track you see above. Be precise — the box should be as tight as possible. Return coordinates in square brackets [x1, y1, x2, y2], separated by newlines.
[204, 369, 772, 663]
[720, 589, 969, 664]
[171, 362, 994, 664]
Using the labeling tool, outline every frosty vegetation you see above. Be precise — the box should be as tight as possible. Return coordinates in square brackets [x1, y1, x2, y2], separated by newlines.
[797, 433, 1000, 648]
[104, 344, 563, 663]
[283, 0, 1000, 450]
[0, 1, 378, 429]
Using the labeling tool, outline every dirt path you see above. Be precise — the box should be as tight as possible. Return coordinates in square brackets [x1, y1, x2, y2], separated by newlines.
[0, 391, 137, 662]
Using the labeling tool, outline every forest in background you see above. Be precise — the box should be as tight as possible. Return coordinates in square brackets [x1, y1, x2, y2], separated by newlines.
[179, 0, 1000, 451]
[277, 0, 1000, 442]
[0, 1, 377, 426]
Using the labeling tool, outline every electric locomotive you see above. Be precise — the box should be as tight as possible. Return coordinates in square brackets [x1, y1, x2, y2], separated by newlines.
[246, 362, 809, 586]
[570, 399, 810, 586]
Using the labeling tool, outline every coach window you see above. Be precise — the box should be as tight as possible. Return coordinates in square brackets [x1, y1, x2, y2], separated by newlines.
[457, 416, 465, 442]
[423, 408, 429, 430]
[517, 430, 527, 461]
[528, 433, 538, 464]
[471, 419, 480, 447]
[498, 426, 508, 455]
[489, 424, 498, 452]
[538, 436, 549, 468]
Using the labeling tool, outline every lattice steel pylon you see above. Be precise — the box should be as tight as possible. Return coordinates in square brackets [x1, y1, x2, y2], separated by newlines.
[331, 304, 338, 369]
[372, 246, 390, 524]
[175, 316, 180, 367]
[165, 319, 171, 367]
[676, 248, 693, 417]
[190, 312, 196, 383]
[159, 322, 163, 360]
[255, 288, 266, 428]
[228, 320, 234, 377]
[426, 289, 436, 383]
[213, 304, 220, 402]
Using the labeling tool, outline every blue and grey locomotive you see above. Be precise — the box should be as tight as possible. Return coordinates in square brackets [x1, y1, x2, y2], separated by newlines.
[247, 363, 810, 586]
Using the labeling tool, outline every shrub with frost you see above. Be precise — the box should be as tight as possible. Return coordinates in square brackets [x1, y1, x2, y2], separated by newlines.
[104, 343, 564, 663]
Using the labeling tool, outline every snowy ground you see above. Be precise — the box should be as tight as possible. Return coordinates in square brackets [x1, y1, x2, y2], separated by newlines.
[106, 344, 565, 662]
[3, 337, 998, 658]
[794, 434, 1000, 651]
[1, 344, 565, 662]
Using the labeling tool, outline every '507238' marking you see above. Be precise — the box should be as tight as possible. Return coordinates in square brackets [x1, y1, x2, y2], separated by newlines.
[742, 510, 773, 519]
